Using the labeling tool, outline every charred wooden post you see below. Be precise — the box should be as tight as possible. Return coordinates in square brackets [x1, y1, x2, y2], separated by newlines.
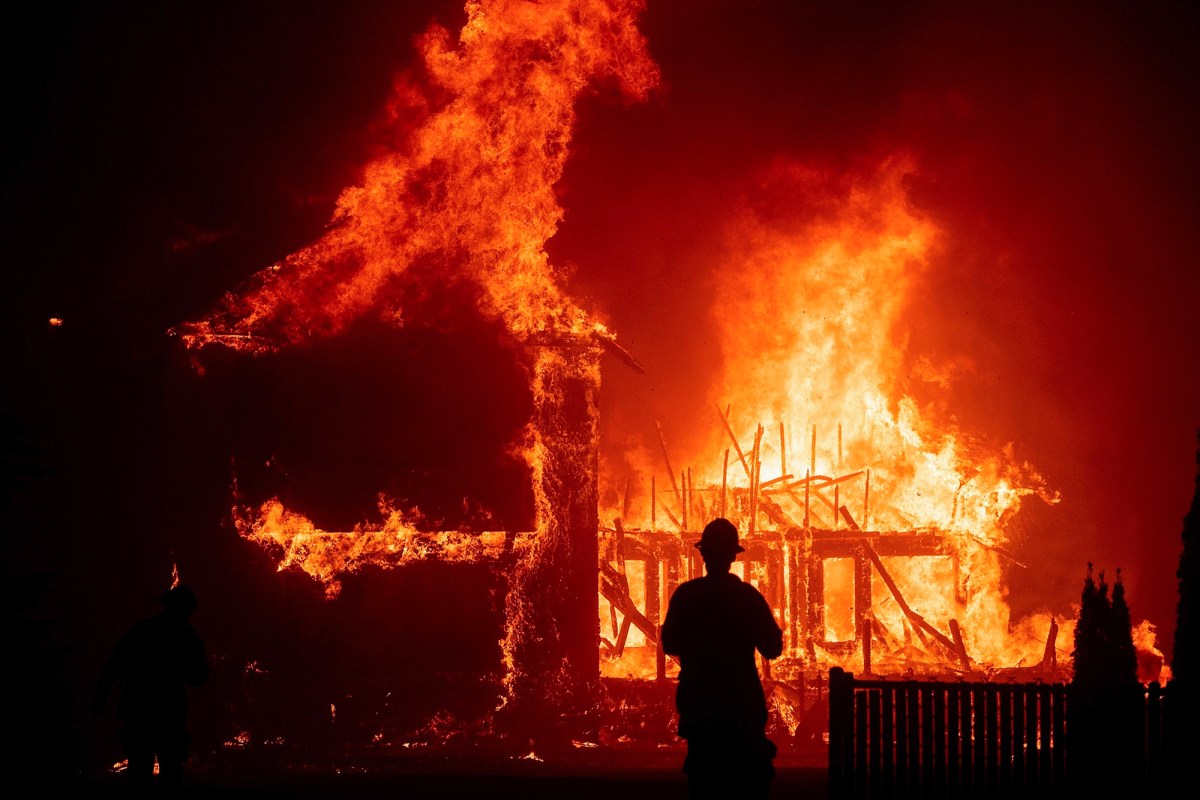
[651, 474, 656, 531]
[599, 561, 657, 642]
[614, 518, 628, 581]
[660, 502, 683, 531]
[834, 423, 842, 531]
[666, 549, 680, 614]
[768, 537, 786, 623]
[804, 468, 811, 528]
[646, 551, 664, 680]
[863, 469, 871, 531]
[717, 403, 753, 480]
[749, 425, 763, 535]
[501, 341, 601, 741]
[862, 609, 873, 674]
[779, 421, 786, 476]
[855, 544, 873, 672]
[656, 420, 684, 524]
[686, 467, 693, 530]
[612, 614, 633, 656]
[810, 425, 816, 480]
[784, 537, 799, 656]
[949, 618, 971, 670]
[807, 548, 825, 646]
[793, 528, 810, 656]
[840, 505, 861, 531]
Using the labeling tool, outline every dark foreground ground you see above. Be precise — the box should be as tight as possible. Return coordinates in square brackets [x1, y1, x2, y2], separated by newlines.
[65, 767, 829, 799]
[59, 746, 829, 799]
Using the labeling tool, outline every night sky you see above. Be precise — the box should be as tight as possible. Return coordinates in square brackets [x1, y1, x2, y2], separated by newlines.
[3, 0, 1199, 774]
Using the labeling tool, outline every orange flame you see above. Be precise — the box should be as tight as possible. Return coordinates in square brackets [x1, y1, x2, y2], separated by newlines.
[600, 157, 1074, 678]
[235, 497, 519, 598]
[712, 158, 1062, 670]
[174, 0, 658, 352]
[177, 2, 658, 719]
[180, 0, 658, 620]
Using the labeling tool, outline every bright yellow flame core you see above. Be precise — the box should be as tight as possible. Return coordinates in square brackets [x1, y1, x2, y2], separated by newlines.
[714, 160, 1060, 669]
[704, 158, 1052, 536]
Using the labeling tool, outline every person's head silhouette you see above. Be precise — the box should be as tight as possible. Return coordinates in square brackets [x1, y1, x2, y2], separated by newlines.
[694, 518, 744, 574]
[160, 584, 198, 618]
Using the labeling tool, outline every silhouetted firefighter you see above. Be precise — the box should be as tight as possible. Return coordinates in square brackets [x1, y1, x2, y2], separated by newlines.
[1070, 564, 1140, 790]
[661, 518, 784, 800]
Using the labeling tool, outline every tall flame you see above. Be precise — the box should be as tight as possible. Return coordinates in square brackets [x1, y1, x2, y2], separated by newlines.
[175, 0, 658, 351]
[602, 157, 1070, 676]
[708, 157, 1054, 538]
[706, 157, 1061, 668]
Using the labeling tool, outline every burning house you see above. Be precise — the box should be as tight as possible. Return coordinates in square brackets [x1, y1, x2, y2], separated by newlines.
[156, 0, 1171, 759]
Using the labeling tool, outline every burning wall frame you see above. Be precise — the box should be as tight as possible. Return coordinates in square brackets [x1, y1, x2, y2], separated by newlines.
[599, 521, 973, 680]
[595, 406, 1064, 687]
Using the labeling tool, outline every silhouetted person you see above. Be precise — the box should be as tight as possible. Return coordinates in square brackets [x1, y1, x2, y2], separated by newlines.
[92, 584, 208, 792]
[661, 518, 784, 799]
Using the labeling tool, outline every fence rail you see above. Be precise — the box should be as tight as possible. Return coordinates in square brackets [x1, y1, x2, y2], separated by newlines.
[827, 667, 1173, 798]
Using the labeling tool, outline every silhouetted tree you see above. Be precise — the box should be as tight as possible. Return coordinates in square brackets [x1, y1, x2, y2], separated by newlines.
[1071, 563, 1107, 695]
[1172, 429, 1200, 685]
[1070, 562, 1141, 792]
[1072, 564, 1139, 694]
[1109, 571, 1139, 688]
